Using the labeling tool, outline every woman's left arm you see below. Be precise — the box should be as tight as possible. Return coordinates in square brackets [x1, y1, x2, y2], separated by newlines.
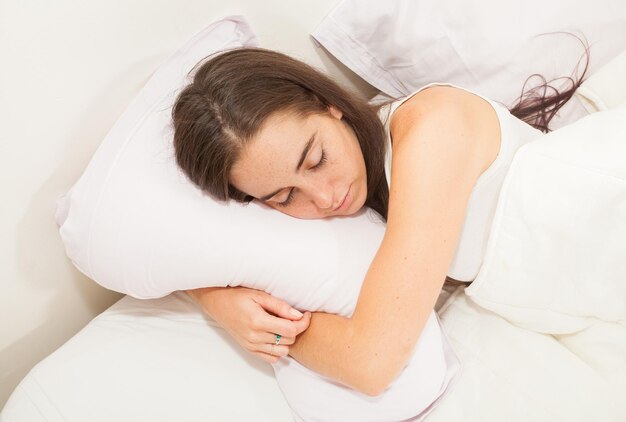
[289, 86, 501, 396]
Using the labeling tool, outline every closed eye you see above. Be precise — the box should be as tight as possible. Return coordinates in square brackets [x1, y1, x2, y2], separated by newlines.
[311, 149, 327, 170]
[277, 149, 326, 207]
[277, 189, 294, 207]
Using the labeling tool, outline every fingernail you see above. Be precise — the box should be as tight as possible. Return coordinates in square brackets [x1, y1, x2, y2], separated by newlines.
[290, 308, 303, 317]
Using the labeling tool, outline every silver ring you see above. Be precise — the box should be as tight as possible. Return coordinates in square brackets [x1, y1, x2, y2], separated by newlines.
[274, 334, 282, 346]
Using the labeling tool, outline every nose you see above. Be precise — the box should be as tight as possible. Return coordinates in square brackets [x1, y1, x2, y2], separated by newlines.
[307, 180, 334, 210]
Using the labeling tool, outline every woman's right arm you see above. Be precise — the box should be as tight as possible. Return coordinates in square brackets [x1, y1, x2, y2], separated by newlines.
[288, 86, 500, 396]
[186, 287, 311, 363]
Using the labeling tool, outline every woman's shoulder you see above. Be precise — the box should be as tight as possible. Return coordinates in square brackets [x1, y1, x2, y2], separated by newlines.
[390, 85, 493, 134]
[389, 84, 498, 135]
[389, 84, 501, 175]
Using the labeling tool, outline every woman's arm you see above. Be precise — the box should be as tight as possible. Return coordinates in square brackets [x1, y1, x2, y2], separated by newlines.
[289, 86, 502, 396]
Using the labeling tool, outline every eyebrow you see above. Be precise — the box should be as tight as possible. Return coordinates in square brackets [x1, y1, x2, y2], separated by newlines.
[258, 131, 317, 202]
[296, 132, 316, 171]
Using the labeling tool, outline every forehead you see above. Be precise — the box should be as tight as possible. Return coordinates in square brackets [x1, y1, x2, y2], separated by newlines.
[230, 110, 315, 194]
[250, 110, 310, 156]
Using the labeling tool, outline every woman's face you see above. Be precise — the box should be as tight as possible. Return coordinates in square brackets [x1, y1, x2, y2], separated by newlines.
[230, 106, 368, 219]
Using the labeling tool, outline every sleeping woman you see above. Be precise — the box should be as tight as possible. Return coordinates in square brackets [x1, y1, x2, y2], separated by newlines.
[172, 47, 585, 396]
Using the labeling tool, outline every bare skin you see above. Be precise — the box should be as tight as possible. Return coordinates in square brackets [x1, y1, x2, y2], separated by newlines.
[187, 85, 501, 395]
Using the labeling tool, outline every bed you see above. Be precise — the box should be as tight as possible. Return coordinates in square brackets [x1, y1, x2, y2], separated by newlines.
[2, 1, 626, 421]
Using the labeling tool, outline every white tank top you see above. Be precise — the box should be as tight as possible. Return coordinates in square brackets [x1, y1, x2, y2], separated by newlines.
[379, 82, 542, 282]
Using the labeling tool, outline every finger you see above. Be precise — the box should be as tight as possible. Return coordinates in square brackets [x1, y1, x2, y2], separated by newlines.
[256, 332, 295, 346]
[263, 343, 289, 357]
[245, 339, 290, 357]
[255, 293, 303, 321]
[292, 311, 312, 336]
[276, 335, 295, 346]
[255, 313, 298, 339]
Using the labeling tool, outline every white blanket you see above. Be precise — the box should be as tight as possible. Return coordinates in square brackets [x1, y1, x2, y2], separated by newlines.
[467, 104, 626, 332]
[426, 103, 626, 421]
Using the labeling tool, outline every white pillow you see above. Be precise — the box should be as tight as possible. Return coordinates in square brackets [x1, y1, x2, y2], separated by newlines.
[311, 0, 626, 128]
[55, 15, 458, 421]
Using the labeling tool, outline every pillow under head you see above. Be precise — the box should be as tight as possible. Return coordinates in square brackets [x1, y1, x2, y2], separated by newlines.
[55, 15, 458, 421]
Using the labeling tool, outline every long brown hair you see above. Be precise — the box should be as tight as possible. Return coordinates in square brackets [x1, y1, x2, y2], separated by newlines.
[172, 48, 389, 219]
[172, 45, 589, 221]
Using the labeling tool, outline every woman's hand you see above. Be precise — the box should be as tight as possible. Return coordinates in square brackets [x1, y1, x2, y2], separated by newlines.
[186, 286, 311, 363]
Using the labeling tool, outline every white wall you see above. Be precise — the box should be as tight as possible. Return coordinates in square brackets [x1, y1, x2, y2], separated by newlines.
[0, 0, 375, 407]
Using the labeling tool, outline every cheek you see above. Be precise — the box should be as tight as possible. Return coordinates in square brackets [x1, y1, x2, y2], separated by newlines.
[268, 201, 307, 218]
[281, 202, 324, 220]
[289, 204, 320, 219]
[341, 140, 363, 176]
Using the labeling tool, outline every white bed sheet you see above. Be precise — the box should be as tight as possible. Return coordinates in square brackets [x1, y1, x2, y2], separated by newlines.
[3, 285, 624, 421]
[1, 293, 293, 422]
[427, 290, 624, 422]
[2, 289, 620, 421]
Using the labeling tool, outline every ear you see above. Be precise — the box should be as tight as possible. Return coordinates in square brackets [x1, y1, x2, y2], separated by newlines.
[328, 105, 343, 120]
